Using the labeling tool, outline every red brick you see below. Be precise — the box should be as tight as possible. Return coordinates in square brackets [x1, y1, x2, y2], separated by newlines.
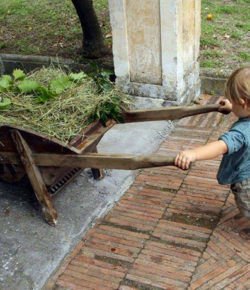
[214, 231, 250, 261]
[127, 268, 188, 288]
[67, 264, 121, 288]
[227, 267, 250, 289]
[121, 196, 166, 209]
[98, 225, 149, 240]
[174, 193, 224, 208]
[141, 248, 198, 266]
[200, 262, 247, 289]
[104, 216, 154, 232]
[168, 201, 219, 216]
[138, 252, 196, 272]
[59, 272, 113, 290]
[205, 246, 224, 261]
[168, 201, 221, 216]
[107, 210, 157, 227]
[157, 220, 211, 237]
[153, 230, 207, 249]
[56, 278, 92, 290]
[189, 262, 234, 289]
[166, 208, 217, 220]
[70, 259, 125, 280]
[206, 238, 233, 260]
[117, 199, 164, 216]
[184, 175, 223, 188]
[136, 174, 182, 190]
[110, 208, 160, 222]
[178, 189, 227, 202]
[146, 240, 201, 258]
[74, 255, 127, 274]
[132, 259, 192, 281]
[143, 166, 187, 178]
[82, 246, 135, 263]
[128, 186, 175, 202]
[126, 273, 176, 289]
[193, 257, 217, 278]
[85, 238, 140, 258]
[90, 232, 143, 249]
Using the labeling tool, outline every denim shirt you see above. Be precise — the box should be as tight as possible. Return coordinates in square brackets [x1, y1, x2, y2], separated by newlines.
[217, 117, 250, 185]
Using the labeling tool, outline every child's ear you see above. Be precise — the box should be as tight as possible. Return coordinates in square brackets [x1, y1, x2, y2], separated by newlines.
[239, 98, 247, 108]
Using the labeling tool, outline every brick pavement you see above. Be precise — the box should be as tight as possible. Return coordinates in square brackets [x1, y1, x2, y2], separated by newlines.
[46, 95, 250, 290]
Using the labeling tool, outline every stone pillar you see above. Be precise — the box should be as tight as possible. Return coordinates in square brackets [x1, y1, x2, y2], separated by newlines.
[109, 0, 201, 104]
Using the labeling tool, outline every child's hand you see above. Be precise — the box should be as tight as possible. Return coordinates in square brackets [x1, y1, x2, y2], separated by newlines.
[218, 98, 232, 114]
[174, 150, 197, 170]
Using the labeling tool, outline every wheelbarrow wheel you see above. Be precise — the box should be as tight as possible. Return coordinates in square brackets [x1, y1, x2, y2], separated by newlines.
[0, 164, 26, 183]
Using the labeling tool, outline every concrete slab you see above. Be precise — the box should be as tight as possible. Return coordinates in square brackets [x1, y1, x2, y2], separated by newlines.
[0, 120, 174, 290]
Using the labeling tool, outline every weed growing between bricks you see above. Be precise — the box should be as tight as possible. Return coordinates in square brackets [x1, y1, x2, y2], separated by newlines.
[137, 184, 178, 195]
[149, 236, 203, 254]
[163, 213, 220, 230]
[100, 221, 152, 235]
[93, 255, 132, 269]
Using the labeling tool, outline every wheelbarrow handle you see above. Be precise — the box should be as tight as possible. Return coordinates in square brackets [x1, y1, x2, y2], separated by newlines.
[121, 103, 228, 123]
[0, 152, 175, 170]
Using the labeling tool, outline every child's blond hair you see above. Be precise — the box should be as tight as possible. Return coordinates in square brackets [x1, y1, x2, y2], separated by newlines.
[225, 66, 250, 105]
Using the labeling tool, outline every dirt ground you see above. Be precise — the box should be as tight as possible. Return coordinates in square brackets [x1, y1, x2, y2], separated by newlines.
[0, 0, 249, 70]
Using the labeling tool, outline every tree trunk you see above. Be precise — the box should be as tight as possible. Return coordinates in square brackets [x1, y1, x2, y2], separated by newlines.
[71, 0, 107, 58]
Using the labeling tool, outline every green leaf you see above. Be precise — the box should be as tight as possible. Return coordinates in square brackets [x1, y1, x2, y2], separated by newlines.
[18, 80, 40, 93]
[0, 75, 12, 92]
[102, 82, 113, 91]
[90, 62, 98, 71]
[114, 115, 125, 123]
[100, 70, 111, 78]
[35, 86, 53, 103]
[69, 72, 86, 82]
[100, 112, 109, 126]
[0, 97, 11, 110]
[13, 69, 26, 81]
[50, 77, 73, 95]
[96, 109, 100, 119]
[1, 75, 12, 83]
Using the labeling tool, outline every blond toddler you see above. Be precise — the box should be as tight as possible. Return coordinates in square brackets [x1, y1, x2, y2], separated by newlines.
[175, 67, 250, 240]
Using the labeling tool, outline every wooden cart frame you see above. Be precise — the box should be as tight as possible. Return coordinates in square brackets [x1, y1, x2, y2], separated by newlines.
[0, 104, 223, 225]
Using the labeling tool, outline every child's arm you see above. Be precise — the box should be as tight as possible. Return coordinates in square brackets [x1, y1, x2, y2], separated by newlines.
[175, 140, 228, 170]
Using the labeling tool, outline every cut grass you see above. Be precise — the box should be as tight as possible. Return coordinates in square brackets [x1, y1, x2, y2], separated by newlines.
[0, 0, 249, 70]
[0, 67, 129, 142]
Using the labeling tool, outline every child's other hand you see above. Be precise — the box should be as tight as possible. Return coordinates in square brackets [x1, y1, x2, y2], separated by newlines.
[218, 98, 232, 114]
[174, 150, 197, 170]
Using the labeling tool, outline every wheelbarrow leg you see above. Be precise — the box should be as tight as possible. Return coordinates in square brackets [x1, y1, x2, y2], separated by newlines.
[11, 130, 58, 226]
[91, 147, 105, 180]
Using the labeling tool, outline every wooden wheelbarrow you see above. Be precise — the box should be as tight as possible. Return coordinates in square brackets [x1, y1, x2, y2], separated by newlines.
[0, 103, 225, 226]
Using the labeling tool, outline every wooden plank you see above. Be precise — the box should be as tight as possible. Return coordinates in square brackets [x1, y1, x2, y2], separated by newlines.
[0, 152, 175, 170]
[41, 120, 115, 187]
[69, 120, 116, 152]
[121, 104, 222, 122]
[0, 124, 79, 153]
[11, 130, 58, 226]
